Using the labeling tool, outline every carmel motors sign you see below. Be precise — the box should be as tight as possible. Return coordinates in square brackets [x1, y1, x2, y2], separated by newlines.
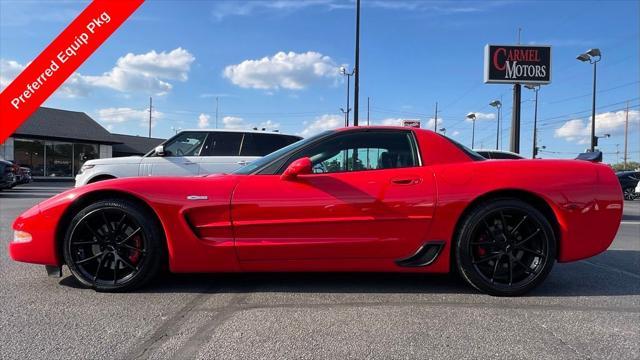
[484, 44, 551, 84]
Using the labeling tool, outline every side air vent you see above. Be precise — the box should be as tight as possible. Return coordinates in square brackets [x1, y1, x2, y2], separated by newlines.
[395, 241, 445, 267]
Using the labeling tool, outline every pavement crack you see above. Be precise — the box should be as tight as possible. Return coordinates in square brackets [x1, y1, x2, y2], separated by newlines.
[125, 284, 221, 360]
[171, 292, 252, 360]
[526, 313, 589, 359]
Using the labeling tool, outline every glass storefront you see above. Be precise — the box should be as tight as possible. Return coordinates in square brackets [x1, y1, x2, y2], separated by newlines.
[13, 138, 100, 178]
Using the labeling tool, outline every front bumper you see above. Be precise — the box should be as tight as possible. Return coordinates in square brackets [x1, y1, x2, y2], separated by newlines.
[9, 204, 62, 266]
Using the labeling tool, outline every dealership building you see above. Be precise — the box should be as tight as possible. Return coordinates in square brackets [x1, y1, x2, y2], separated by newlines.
[0, 107, 164, 179]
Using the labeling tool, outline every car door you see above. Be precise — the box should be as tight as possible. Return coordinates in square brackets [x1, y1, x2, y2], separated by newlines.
[139, 131, 207, 176]
[196, 131, 246, 175]
[231, 130, 436, 263]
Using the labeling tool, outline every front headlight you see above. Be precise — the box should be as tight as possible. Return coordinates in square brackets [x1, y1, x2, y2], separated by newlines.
[79, 164, 95, 174]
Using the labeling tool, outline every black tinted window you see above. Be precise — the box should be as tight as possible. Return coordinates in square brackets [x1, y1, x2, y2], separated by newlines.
[240, 133, 301, 156]
[286, 131, 418, 174]
[201, 132, 243, 156]
[162, 132, 208, 157]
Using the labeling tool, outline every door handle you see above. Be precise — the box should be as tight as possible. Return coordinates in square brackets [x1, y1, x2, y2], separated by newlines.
[391, 177, 421, 185]
[237, 160, 249, 166]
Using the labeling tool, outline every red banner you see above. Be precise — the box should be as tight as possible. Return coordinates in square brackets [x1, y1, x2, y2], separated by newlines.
[0, 0, 144, 142]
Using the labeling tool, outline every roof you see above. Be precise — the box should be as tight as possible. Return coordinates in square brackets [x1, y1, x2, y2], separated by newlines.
[13, 107, 119, 144]
[110, 133, 165, 155]
[179, 128, 301, 137]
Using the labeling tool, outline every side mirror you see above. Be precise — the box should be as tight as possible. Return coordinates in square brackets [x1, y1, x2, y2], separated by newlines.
[281, 157, 312, 181]
[154, 145, 165, 156]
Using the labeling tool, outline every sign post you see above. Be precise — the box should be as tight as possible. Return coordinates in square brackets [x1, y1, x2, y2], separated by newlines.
[484, 44, 552, 154]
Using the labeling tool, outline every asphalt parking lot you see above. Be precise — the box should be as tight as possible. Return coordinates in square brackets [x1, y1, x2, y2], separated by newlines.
[1, 182, 639, 359]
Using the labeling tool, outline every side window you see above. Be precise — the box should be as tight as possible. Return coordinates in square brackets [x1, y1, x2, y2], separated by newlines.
[161, 132, 208, 157]
[201, 132, 243, 156]
[287, 131, 418, 174]
[240, 133, 300, 156]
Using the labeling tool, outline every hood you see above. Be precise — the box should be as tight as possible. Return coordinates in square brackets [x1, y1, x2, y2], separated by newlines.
[84, 156, 143, 166]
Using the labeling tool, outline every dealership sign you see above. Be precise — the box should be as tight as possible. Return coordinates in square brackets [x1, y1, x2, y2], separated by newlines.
[484, 45, 551, 84]
[402, 120, 421, 128]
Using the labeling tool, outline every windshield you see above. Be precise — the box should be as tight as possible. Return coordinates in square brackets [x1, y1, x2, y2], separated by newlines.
[233, 131, 333, 174]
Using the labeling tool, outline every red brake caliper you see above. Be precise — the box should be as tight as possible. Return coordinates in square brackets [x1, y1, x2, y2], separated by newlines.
[128, 236, 142, 264]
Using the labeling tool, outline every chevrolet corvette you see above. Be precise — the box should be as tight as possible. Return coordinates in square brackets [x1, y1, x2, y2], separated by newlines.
[9, 127, 623, 296]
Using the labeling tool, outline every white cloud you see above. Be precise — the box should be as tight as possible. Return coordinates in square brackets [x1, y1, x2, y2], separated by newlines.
[210, 0, 494, 20]
[373, 118, 442, 129]
[452, 130, 460, 137]
[0, 59, 25, 89]
[466, 112, 496, 121]
[97, 107, 163, 128]
[198, 113, 211, 128]
[0, 48, 194, 97]
[220, 116, 280, 131]
[223, 51, 339, 90]
[300, 114, 342, 137]
[83, 48, 194, 95]
[555, 110, 640, 144]
[222, 116, 247, 130]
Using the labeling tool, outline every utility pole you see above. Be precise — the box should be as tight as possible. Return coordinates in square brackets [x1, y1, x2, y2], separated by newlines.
[624, 101, 629, 169]
[148, 96, 152, 138]
[433, 101, 438, 132]
[353, 0, 361, 126]
[367, 97, 370, 126]
[215, 96, 219, 129]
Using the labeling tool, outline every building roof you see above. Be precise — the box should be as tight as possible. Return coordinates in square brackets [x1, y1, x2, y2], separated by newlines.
[111, 133, 165, 155]
[14, 107, 119, 144]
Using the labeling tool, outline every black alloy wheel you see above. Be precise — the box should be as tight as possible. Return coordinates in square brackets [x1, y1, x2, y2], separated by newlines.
[456, 198, 556, 296]
[63, 199, 165, 292]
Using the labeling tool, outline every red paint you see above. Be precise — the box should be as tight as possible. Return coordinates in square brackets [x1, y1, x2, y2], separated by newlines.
[9, 128, 623, 276]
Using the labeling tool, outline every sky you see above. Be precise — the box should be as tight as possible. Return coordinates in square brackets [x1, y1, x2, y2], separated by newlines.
[1, 0, 639, 163]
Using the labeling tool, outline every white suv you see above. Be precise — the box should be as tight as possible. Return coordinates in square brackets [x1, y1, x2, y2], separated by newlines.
[75, 129, 301, 187]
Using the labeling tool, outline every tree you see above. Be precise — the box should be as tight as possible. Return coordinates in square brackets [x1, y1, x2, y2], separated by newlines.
[611, 161, 640, 171]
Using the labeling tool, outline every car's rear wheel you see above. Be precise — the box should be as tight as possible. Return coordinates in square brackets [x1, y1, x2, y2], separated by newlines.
[455, 198, 556, 296]
[63, 199, 164, 292]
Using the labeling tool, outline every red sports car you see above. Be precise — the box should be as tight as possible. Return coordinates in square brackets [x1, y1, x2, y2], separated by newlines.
[9, 127, 623, 296]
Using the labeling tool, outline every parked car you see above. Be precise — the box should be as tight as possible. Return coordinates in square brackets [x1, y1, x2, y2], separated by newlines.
[10, 126, 623, 296]
[616, 170, 640, 200]
[475, 149, 525, 160]
[17, 166, 32, 185]
[635, 178, 640, 198]
[0, 159, 16, 190]
[6, 160, 32, 186]
[75, 129, 302, 187]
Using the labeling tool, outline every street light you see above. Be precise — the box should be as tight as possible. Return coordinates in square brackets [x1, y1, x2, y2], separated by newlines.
[576, 48, 602, 152]
[466, 112, 477, 148]
[439, 127, 446, 136]
[489, 100, 501, 150]
[524, 84, 541, 159]
[340, 66, 355, 127]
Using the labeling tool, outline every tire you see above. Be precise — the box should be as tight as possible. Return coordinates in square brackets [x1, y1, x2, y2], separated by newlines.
[623, 187, 635, 201]
[455, 198, 556, 296]
[63, 199, 165, 292]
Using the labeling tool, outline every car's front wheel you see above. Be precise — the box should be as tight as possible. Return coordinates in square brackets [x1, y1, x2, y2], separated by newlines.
[63, 199, 165, 292]
[455, 198, 556, 296]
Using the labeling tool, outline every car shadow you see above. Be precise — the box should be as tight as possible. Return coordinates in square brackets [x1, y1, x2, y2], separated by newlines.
[59, 250, 640, 297]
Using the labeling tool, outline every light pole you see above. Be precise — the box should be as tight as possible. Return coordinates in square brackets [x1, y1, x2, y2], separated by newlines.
[524, 84, 541, 158]
[489, 100, 501, 150]
[466, 113, 477, 149]
[340, 108, 349, 127]
[340, 66, 355, 126]
[439, 127, 446, 136]
[576, 48, 601, 152]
